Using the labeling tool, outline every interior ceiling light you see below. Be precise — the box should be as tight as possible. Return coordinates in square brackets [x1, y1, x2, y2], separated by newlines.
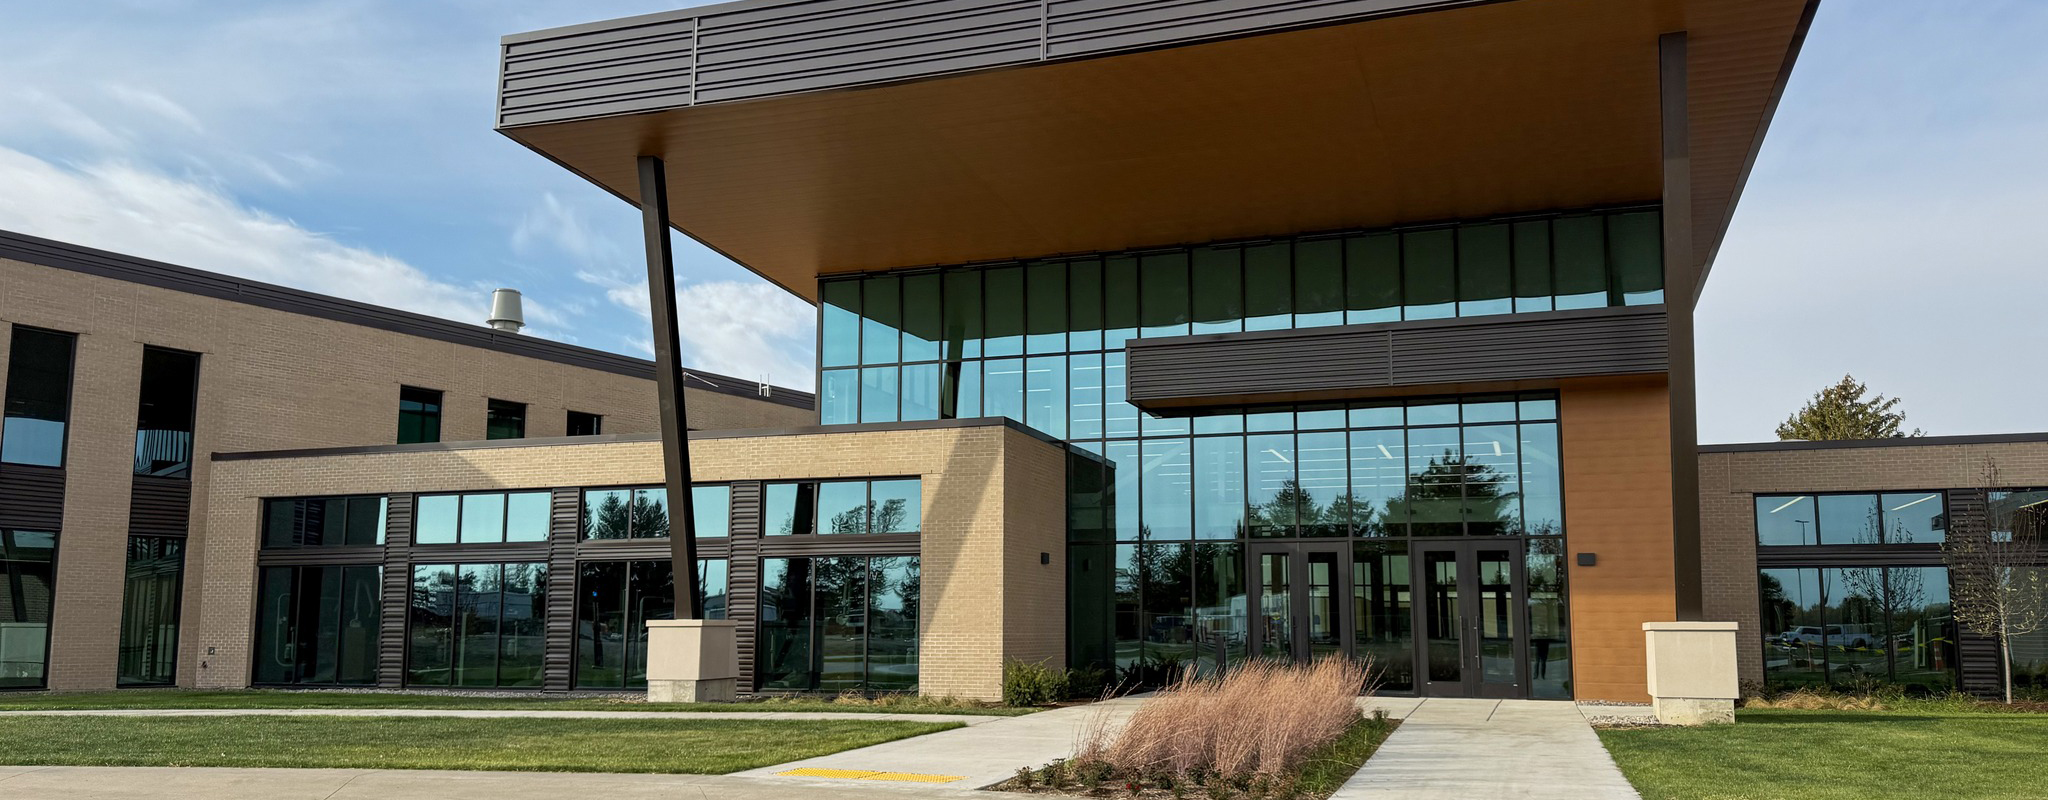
[1769, 496, 1808, 514]
[1888, 494, 1937, 512]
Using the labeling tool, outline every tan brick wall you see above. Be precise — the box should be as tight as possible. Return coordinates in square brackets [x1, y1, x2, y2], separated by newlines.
[0, 256, 811, 690]
[1699, 439, 2048, 685]
[197, 423, 1068, 700]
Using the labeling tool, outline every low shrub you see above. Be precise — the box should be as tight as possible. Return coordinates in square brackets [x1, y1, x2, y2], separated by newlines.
[1003, 659, 1073, 707]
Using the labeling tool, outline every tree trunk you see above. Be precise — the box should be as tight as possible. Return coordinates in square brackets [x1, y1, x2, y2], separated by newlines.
[2002, 634, 2014, 705]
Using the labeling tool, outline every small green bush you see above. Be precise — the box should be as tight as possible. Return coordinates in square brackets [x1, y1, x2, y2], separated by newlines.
[1003, 659, 1072, 707]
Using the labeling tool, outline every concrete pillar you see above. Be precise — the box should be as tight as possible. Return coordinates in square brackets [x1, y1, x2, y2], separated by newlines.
[1643, 621, 1739, 724]
[645, 619, 738, 703]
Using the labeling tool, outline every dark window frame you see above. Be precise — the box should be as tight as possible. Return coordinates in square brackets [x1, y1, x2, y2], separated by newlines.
[412, 491, 552, 545]
[486, 398, 527, 441]
[762, 477, 923, 537]
[1, 325, 79, 468]
[1754, 490, 1950, 547]
[133, 345, 201, 479]
[577, 483, 734, 541]
[397, 386, 443, 445]
[260, 495, 390, 549]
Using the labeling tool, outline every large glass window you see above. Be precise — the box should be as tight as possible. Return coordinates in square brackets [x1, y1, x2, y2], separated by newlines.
[253, 564, 381, 685]
[0, 529, 56, 688]
[580, 484, 730, 540]
[408, 562, 547, 688]
[1, 327, 76, 467]
[397, 386, 442, 445]
[1756, 492, 1947, 546]
[571, 558, 728, 689]
[763, 478, 921, 536]
[263, 496, 388, 549]
[413, 492, 549, 544]
[1759, 566, 1957, 693]
[118, 536, 185, 685]
[133, 346, 199, 478]
[757, 555, 919, 692]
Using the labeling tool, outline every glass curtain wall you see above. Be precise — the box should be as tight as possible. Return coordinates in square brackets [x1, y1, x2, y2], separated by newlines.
[580, 485, 732, 540]
[819, 207, 1659, 427]
[0, 529, 57, 688]
[118, 536, 185, 685]
[407, 562, 548, 688]
[574, 559, 728, 689]
[758, 555, 920, 693]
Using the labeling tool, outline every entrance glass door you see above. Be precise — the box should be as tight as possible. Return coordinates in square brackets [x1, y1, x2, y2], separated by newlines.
[1248, 543, 1349, 663]
[1415, 541, 1527, 698]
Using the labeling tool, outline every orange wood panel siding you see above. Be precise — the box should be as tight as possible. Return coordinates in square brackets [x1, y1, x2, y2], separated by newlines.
[1559, 375, 1676, 702]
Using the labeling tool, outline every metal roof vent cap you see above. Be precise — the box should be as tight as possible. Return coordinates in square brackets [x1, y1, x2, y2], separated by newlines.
[487, 288, 525, 333]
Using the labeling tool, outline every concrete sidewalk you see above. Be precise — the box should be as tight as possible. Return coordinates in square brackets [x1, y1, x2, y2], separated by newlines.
[1334, 698, 1639, 799]
[0, 765, 989, 799]
[734, 694, 1148, 789]
[0, 707, 1001, 724]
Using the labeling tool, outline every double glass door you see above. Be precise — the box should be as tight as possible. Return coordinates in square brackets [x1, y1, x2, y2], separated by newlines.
[1416, 541, 1528, 698]
[1247, 540, 1536, 698]
[1248, 543, 1348, 663]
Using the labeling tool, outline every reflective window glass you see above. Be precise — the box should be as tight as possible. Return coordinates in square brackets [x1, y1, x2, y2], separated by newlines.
[2, 328, 75, 467]
[941, 270, 983, 360]
[1103, 256, 1139, 349]
[817, 481, 870, 534]
[505, 492, 550, 542]
[902, 272, 942, 363]
[870, 479, 922, 534]
[1346, 234, 1401, 324]
[984, 267, 1025, 356]
[983, 359, 1024, 424]
[1608, 211, 1664, 305]
[1247, 434, 1296, 537]
[1757, 495, 1816, 546]
[1818, 494, 1881, 545]
[1520, 424, 1563, 536]
[1349, 429, 1405, 536]
[1191, 246, 1244, 335]
[1068, 354, 1104, 439]
[1026, 261, 1068, 354]
[1140, 438, 1192, 540]
[1297, 431, 1348, 537]
[1552, 215, 1607, 309]
[1405, 426, 1462, 536]
[1140, 252, 1191, 338]
[1244, 243, 1292, 331]
[1025, 356, 1067, 438]
[692, 485, 730, 538]
[1882, 492, 1945, 544]
[1402, 229, 1455, 320]
[859, 367, 899, 424]
[819, 368, 858, 426]
[1193, 436, 1245, 540]
[820, 280, 861, 368]
[1456, 224, 1512, 317]
[1511, 220, 1553, 313]
[414, 495, 459, 544]
[1295, 238, 1344, 327]
[1069, 258, 1104, 351]
[901, 363, 941, 422]
[1105, 441, 1142, 540]
[460, 493, 506, 544]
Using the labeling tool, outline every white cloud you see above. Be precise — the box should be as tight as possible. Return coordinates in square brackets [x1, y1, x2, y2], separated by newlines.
[0, 144, 521, 328]
[581, 272, 816, 391]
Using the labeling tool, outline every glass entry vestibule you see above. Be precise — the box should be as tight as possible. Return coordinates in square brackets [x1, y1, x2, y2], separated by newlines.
[1245, 539, 1564, 699]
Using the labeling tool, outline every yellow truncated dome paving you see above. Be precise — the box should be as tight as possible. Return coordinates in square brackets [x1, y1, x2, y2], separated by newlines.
[776, 767, 964, 783]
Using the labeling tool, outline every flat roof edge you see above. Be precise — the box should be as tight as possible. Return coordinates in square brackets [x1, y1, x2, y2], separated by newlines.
[1700, 431, 2048, 454]
[210, 416, 1070, 462]
[0, 228, 813, 410]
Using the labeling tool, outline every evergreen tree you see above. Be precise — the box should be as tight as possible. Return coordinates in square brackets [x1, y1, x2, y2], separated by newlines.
[1776, 374, 1923, 441]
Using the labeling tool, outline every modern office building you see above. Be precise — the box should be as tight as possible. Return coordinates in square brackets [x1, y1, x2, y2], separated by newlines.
[0, 231, 813, 691]
[11, 0, 2039, 703]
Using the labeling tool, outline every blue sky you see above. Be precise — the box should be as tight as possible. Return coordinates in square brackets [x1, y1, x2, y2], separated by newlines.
[2, 1, 2041, 442]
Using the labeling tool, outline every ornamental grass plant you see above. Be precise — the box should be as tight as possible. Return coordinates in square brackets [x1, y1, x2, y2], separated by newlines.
[1078, 657, 1369, 783]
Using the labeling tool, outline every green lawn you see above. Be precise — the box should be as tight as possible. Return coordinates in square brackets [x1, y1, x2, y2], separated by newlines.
[0, 715, 958, 773]
[0, 689, 1031, 716]
[1599, 708, 2048, 800]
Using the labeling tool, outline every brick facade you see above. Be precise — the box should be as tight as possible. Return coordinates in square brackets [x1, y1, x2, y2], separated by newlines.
[198, 422, 1069, 700]
[0, 254, 811, 690]
[1699, 437, 2048, 685]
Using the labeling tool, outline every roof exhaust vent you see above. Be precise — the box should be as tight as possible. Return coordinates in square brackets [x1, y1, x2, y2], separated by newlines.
[487, 288, 525, 333]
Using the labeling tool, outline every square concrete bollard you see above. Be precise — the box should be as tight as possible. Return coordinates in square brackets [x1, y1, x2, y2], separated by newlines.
[1643, 621, 1740, 725]
[645, 619, 739, 703]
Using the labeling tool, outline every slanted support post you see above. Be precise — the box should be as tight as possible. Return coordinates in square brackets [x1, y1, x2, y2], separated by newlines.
[636, 154, 705, 620]
[1660, 31, 1703, 622]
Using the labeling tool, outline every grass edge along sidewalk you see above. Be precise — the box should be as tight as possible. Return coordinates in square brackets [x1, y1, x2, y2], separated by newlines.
[0, 689, 1033, 716]
[1598, 707, 2048, 800]
[0, 715, 961, 774]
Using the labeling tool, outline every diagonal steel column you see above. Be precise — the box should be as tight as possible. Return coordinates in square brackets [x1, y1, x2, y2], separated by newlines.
[636, 154, 705, 620]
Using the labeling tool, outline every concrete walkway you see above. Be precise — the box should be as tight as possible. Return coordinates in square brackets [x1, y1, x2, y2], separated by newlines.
[0, 765, 989, 799]
[733, 694, 1149, 789]
[1335, 698, 1639, 799]
[0, 707, 1000, 724]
